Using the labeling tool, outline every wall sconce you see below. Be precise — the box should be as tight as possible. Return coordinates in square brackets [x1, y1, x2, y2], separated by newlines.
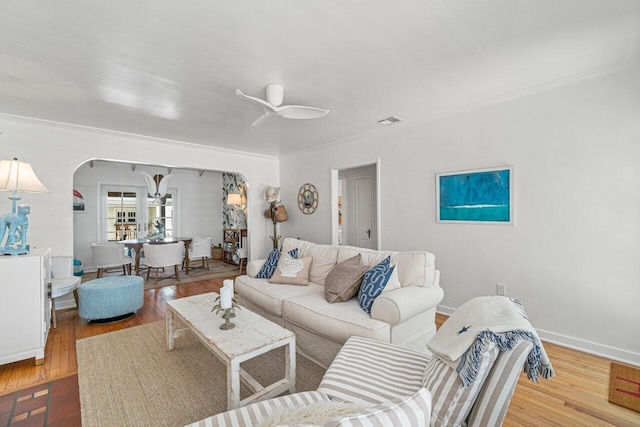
[0, 158, 50, 255]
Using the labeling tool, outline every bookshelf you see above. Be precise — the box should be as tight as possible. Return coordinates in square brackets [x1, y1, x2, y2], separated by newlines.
[223, 228, 247, 265]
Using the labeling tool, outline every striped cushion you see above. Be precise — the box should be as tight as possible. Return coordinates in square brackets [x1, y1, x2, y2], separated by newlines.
[185, 391, 329, 427]
[325, 388, 432, 427]
[467, 340, 533, 427]
[318, 336, 430, 404]
[422, 342, 499, 427]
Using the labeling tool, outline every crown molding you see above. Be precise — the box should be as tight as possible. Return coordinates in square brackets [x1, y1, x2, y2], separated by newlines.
[282, 57, 640, 160]
[0, 112, 278, 161]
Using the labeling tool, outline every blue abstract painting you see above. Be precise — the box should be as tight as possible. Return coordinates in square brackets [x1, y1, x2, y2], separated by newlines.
[437, 167, 513, 223]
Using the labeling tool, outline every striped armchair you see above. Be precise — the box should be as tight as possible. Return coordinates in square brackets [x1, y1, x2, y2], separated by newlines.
[318, 336, 532, 427]
[188, 336, 531, 426]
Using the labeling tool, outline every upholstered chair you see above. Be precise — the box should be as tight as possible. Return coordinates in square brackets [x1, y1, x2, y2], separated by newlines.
[50, 256, 82, 328]
[143, 242, 184, 284]
[91, 242, 133, 278]
[186, 237, 213, 271]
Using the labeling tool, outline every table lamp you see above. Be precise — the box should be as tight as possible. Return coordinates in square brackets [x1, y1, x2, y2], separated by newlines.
[227, 193, 243, 209]
[0, 158, 49, 255]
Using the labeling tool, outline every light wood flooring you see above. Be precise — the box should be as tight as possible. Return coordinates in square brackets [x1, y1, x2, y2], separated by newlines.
[0, 277, 639, 426]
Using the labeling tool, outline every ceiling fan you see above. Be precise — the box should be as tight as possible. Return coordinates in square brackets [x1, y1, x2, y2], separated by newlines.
[235, 83, 329, 127]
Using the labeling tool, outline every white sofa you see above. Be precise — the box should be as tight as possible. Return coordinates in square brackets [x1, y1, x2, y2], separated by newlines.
[235, 238, 444, 368]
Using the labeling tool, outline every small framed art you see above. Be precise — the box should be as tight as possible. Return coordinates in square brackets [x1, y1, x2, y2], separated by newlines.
[436, 166, 513, 224]
[73, 186, 87, 213]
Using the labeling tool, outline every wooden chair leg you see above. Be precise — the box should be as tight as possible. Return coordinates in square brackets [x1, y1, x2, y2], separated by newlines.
[174, 265, 180, 281]
[147, 267, 151, 281]
[122, 265, 127, 275]
[97, 268, 103, 278]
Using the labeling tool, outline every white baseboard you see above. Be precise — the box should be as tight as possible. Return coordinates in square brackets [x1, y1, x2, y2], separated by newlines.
[536, 329, 640, 366]
[437, 305, 640, 367]
[437, 305, 457, 316]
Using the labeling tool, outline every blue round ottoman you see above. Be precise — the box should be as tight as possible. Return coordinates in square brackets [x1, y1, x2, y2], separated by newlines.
[78, 276, 144, 322]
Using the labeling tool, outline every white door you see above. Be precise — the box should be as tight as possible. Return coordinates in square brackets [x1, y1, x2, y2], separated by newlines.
[100, 185, 176, 241]
[101, 186, 142, 241]
[353, 175, 376, 249]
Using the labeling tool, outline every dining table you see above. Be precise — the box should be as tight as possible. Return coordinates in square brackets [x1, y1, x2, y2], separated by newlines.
[122, 237, 193, 275]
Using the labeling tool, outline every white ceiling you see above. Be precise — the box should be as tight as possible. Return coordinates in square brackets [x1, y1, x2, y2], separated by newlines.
[1, 1, 639, 157]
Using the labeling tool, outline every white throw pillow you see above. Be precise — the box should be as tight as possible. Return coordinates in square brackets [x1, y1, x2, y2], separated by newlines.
[305, 245, 339, 285]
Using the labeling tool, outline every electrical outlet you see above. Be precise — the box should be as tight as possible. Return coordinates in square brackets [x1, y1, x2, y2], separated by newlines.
[496, 283, 507, 296]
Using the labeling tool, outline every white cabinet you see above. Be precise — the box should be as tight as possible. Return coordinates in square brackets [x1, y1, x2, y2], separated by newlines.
[0, 249, 51, 366]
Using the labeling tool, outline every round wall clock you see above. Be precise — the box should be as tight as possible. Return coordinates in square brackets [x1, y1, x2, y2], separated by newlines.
[298, 183, 318, 215]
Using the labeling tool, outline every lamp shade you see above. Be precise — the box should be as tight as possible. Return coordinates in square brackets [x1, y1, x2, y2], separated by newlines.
[227, 193, 242, 206]
[0, 158, 49, 194]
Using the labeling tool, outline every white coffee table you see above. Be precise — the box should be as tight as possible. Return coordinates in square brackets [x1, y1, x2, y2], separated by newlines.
[166, 292, 296, 410]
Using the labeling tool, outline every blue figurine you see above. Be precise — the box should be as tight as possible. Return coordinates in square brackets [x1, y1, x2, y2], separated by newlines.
[0, 204, 31, 255]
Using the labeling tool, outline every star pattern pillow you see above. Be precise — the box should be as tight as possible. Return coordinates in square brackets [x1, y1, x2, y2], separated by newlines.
[358, 256, 395, 314]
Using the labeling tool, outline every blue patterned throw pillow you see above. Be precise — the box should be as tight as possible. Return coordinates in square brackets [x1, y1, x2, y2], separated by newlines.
[358, 257, 395, 314]
[256, 248, 298, 279]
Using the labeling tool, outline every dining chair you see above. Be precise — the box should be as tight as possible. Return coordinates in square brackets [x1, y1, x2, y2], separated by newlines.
[236, 246, 247, 273]
[51, 256, 82, 328]
[186, 237, 213, 271]
[143, 242, 184, 284]
[91, 242, 133, 278]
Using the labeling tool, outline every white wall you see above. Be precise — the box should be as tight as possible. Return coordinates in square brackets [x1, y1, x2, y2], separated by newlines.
[0, 117, 280, 267]
[279, 66, 640, 364]
[73, 161, 223, 271]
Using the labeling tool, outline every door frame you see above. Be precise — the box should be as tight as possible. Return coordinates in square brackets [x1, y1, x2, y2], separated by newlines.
[330, 159, 381, 249]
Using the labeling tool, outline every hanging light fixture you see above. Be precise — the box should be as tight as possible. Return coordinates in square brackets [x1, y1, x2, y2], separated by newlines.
[0, 158, 50, 255]
[141, 171, 173, 205]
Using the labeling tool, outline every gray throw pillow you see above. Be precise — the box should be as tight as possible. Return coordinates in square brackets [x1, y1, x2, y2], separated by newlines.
[325, 255, 369, 303]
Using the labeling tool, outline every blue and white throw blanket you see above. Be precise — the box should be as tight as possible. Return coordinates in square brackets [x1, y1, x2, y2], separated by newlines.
[428, 296, 555, 387]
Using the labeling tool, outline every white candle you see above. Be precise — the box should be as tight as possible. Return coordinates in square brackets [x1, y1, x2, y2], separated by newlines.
[223, 279, 234, 295]
[220, 286, 232, 310]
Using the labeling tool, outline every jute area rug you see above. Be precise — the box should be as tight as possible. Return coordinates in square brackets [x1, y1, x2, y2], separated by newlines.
[76, 321, 326, 427]
[81, 260, 241, 290]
